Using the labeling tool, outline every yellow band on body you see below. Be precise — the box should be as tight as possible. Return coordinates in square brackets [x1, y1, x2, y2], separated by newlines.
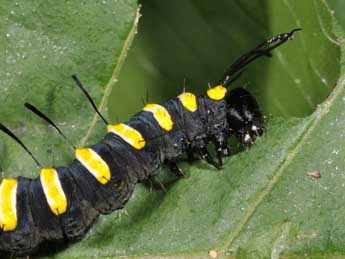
[0, 178, 18, 231]
[76, 148, 111, 184]
[206, 85, 227, 100]
[107, 123, 145, 150]
[40, 168, 67, 216]
[144, 104, 173, 131]
[178, 92, 197, 112]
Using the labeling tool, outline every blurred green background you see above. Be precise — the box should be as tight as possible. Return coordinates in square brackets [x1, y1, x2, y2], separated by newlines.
[109, 0, 341, 122]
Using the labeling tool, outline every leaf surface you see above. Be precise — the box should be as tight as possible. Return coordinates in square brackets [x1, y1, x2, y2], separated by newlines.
[1, 1, 345, 259]
[0, 1, 139, 177]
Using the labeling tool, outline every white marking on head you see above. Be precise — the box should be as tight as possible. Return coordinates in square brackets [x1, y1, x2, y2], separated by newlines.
[251, 125, 258, 131]
[244, 134, 251, 142]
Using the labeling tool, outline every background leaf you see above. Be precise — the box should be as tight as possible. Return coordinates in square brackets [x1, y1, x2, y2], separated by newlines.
[0, 1, 138, 177]
[1, 0, 345, 259]
[110, 0, 340, 120]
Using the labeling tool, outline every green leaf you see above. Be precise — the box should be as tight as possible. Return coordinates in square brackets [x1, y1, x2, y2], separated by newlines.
[0, 1, 139, 177]
[1, 1, 345, 259]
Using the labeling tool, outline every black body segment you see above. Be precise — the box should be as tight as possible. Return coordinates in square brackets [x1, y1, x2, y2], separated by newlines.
[29, 177, 64, 241]
[0, 177, 41, 256]
[103, 129, 161, 181]
[69, 159, 115, 214]
[89, 142, 136, 210]
[156, 99, 189, 160]
[0, 29, 300, 257]
[56, 167, 99, 242]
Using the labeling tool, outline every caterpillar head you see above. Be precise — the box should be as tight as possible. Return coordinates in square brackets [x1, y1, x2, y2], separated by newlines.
[225, 87, 264, 148]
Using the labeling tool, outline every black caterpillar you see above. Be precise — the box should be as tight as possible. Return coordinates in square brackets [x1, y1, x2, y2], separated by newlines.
[0, 29, 300, 257]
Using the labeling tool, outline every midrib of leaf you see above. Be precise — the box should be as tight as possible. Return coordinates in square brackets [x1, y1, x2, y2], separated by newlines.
[80, 6, 141, 147]
[217, 73, 345, 255]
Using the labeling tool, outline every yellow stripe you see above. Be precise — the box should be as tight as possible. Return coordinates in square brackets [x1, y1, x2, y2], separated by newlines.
[0, 178, 18, 231]
[76, 148, 111, 184]
[178, 92, 197, 112]
[143, 104, 173, 131]
[107, 123, 145, 150]
[207, 85, 227, 100]
[40, 168, 67, 216]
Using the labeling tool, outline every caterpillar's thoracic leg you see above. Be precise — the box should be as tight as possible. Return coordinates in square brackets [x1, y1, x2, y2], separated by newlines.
[198, 145, 222, 170]
[214, 140, 231, 167]
[166, 160, 186, 178]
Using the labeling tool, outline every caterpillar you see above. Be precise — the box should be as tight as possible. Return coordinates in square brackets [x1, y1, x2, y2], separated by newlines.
[0, 29, 300, 257]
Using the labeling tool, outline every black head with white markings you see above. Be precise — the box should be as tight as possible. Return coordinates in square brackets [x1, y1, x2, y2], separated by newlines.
[217, 29, 301, 148]
[225, 87, 264, 148]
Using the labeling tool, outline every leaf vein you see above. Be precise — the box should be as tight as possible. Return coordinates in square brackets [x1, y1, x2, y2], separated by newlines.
[220, 74, 345, 253]
[80, 5, 141, 147]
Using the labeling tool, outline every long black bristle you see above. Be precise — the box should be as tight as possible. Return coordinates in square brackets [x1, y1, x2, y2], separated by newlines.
[24, 102, 76, 149]
[71, 74, 109, 125]
[0, 123, 41, 167]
